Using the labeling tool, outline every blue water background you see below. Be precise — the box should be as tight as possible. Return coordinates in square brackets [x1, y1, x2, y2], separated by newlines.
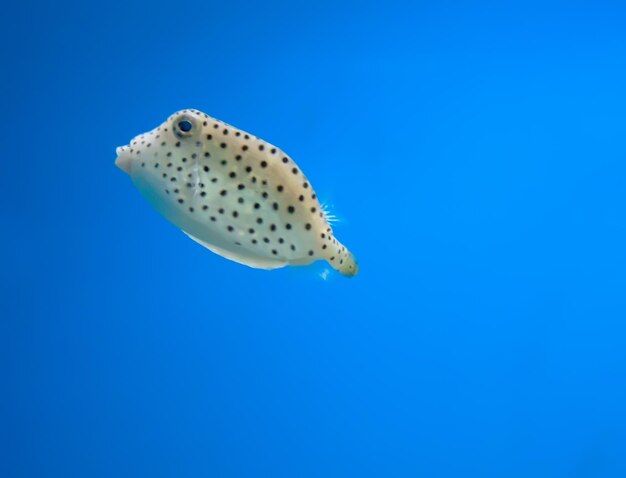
[3, 1, 626, 477]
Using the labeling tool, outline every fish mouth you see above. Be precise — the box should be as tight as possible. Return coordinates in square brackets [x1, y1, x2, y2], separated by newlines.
[115, 145, 132, 175]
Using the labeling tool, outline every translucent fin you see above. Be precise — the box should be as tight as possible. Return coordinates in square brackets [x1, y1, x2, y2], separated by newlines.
[321, 202, 339, 224]
[319, 268, 331, 281]
[183, 232, 288, 271]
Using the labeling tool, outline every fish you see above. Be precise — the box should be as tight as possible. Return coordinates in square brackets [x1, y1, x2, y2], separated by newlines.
[115, 109, 358, 277]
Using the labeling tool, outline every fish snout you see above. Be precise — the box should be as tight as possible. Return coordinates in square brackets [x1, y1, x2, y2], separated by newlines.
[115, 146, 133, 174]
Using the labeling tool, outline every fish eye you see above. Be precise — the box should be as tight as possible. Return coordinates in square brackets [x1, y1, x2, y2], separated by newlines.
[178, 120, 192, 132]
[173, 115, 196, 137]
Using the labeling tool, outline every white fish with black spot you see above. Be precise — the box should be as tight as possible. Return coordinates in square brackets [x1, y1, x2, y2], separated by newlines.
[115, 109, 358, 277]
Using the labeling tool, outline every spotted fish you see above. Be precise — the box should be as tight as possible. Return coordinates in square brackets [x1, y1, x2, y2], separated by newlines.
[115, 109, 358, 277]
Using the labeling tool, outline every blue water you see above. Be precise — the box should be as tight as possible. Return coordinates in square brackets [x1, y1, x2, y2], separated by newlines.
[3, 1, 626, 477]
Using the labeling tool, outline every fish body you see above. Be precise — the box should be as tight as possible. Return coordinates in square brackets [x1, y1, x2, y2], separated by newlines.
[115, 109, 357, 276]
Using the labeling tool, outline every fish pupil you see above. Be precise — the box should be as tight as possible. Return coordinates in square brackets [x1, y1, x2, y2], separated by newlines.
[178, 120, 192, 132]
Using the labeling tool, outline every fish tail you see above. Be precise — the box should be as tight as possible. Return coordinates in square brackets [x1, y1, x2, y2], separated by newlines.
[323, 236, 358, 277]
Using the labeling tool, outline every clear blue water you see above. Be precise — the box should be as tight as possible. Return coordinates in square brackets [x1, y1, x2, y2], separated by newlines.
[3, 1, 626, 477]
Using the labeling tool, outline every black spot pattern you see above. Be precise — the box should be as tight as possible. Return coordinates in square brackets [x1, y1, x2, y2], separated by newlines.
[120, 108, 356, 275]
